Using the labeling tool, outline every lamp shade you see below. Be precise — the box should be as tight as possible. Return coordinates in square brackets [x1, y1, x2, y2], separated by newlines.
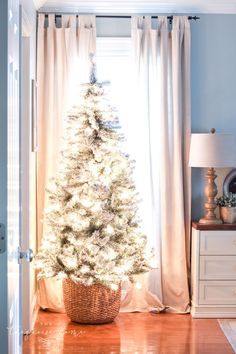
[189, 133, 236, 168]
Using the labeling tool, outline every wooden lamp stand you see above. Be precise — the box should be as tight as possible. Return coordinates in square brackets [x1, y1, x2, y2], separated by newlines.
[199, 167, 222, 224]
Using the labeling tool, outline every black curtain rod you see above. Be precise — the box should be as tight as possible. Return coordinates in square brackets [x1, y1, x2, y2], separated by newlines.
[98, 15, 200, 21]
[41, 14, 200, 21]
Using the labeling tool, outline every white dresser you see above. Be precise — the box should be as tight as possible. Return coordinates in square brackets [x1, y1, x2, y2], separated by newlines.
[191, 222, 236, 318]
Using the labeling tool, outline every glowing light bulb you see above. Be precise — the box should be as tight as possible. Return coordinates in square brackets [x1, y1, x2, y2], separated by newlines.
[91, 203, 101, 212]
[71, 195, 80, 204]
[66, 257, 78, 270]
[135, 281, 142, 290]
[80, 265, 90, 274]
[58, 217, 65, 225]
[56, 272, 67, 280]
[94, 220, 101, 228]
[81, 199, 93, 208]
[114, 267, 124, 275]
[105, 224, 114, 235]
[110, 284, 119, 291]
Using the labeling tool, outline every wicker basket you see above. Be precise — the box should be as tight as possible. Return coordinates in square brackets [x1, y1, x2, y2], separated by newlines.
[63, 279, 121, 324]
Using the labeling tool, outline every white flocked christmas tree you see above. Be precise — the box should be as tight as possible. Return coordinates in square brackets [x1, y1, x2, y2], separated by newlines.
[35, 62, 151, 291]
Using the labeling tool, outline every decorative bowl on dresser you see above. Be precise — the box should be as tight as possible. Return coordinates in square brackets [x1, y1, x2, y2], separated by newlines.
[191, 221, 236, 318]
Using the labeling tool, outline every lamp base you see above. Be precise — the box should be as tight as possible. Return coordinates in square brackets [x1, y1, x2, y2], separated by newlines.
[199, 216, 222, 225]
[200, 167, 222, 225]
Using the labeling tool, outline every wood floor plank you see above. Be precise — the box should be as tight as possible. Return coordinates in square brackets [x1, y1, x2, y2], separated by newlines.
[23, 310, 234, 353]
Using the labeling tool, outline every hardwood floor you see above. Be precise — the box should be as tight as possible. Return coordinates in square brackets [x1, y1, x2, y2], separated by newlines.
[23, 310, 234, 354]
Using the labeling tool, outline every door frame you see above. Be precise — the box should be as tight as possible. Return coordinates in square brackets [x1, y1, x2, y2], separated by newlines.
[0, 1, 9, 352]
[21, 5, 38, 335]
[0, 0, 21, 353]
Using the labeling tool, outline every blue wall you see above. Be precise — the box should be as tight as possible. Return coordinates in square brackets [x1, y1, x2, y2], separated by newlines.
[191, 15, 236, 219]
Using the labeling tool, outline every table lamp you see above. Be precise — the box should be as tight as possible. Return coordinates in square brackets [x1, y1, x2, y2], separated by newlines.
[189, 129, 236, 224]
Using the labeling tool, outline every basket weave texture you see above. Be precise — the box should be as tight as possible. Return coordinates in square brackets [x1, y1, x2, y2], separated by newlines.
[63, 279, 121, 324]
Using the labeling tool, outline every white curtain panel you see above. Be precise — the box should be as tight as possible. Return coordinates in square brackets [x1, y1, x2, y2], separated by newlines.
[131, 16, 191, 313]
[37, 14, 96, 311]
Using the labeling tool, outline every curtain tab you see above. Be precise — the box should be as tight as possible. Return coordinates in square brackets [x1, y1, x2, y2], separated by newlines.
[61, 15, 69, 28]
[61, 15, 68, 28]
[172, 16, 190, 30]
[61, 15, 77, 28]
[69, 15, 77, 28]
[38, 13, 45, 29]
[78, 15, 96, 29]
[48, 14, 55, 28]
[143, 16, 151, 30]
[131, 16, 140, 30]
[157, 16, 168, 31]
[131, 16, 151, 30]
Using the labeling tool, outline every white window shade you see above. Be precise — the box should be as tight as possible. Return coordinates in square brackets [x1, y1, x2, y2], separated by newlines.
[189, 133, 236, 168]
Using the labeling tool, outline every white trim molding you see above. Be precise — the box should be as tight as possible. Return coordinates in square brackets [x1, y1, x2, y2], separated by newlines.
[22, 6, 32, 36]
[36, 0, 236, 14]
[33, 0, 46, 9]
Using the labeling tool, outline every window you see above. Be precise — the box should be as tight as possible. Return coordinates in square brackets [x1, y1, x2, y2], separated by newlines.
[96, 37, 133, 153]
[96, 37, 158, 254]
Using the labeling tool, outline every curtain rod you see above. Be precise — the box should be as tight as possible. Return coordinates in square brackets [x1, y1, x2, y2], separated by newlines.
[39, 14, 200, 21]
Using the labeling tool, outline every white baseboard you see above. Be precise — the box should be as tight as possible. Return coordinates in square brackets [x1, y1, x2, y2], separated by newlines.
[23, 292, 39, 335]
[191, 305, 236, 318]
[31, 293, 39, 331]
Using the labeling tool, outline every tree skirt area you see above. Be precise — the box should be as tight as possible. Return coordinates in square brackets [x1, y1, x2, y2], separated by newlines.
[218, 319, 236, 353]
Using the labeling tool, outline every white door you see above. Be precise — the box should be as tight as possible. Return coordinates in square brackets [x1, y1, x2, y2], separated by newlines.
[0, 0, 22, 353]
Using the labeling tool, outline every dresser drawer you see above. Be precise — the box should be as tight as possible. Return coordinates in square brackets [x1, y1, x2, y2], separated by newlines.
[200, 231, 236, 255]
[200, 256, 236, 280]
[199, 281, 236, 304]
